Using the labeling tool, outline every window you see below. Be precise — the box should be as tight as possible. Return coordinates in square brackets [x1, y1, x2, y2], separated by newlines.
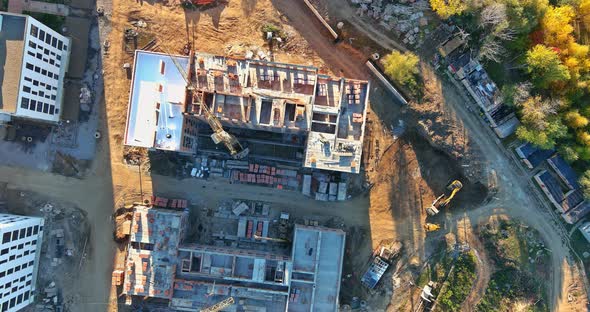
[44, 48, 49, 55]
[7, 269, 12, 275]
[0, 272, 4, 278]
[56, 55, 61, 61]
[30, 25, 38, 37]
[23, 86, 30, 93]
[23, 251, 29, 256]
[21, 263, 27, 269]
[25, 281, 31, 287]
[2, 301, 7, 312]
[14, 265, 19, 272]
[10, 287, 16, 293]
[36, 103, 42, 112]
[26, 63, 33, 70]
[55, 108, 59, 115]
[33, 226, 38, 235]
[51, 37, 57, 47]
[27, 51, 35, 57]
[47, 72, 53, 79]
[29, 100, 36, 111]
[17, 244, 23, 250]
[39, 29, 45, 41]
[34, 66, 40, 73]
[49, 59, 55, 65]
[0, 249, 7, 255]
[31, 91, 37, 96]
[8, 255, 15, 261]
[20, 97, 29, 109]
[31, 240, 37, 246]
[46, 85, 51, 91]
[24, 77, 32, 82]
[32, 80, 38, 86]
[9, 297, 15, 308]
[36, 53, 42, 60]
[63, 44, 68, 51]
[43, 58, 48, 63]
[58, 41, 62, 50]
[19, 229, 25, 239]
[23, 291, 29, 300]
[45, 34, 51, 44]
[28, 261, 33, 266]
[28, 41, 36, 49]
[41, 69, 47, 76]
[2, 233, 10, 244]
[49, 105, 55, 114]
[19, 276, 24, 282]
[11, 231, 17, 240]
[16, 294, 22, 304]
[43, 104, 49, 113]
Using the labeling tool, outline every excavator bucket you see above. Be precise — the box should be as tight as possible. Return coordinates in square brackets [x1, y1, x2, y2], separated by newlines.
[424, 223, 440, 232]
[447, 180, 463, 191]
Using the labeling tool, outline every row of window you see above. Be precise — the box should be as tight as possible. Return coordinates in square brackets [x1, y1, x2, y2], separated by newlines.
[0, 289, 30, 311]
[0, 249, 32, 266]
[2, 226, 40, 244]
[29, 25, 67, 52]
[22, 85, 57, 101]
[0, 274, 30, 290]
[24, 76, 58, 92]
[20, 97, 58, 115]
[0, 261, 34, 278]
[28, 41, 62, 59]
[24, 62, 58, 81]
[26, 50, 60, 69]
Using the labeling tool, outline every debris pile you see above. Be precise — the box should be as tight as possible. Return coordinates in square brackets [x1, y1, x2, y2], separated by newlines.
[352, 0, 432, 47]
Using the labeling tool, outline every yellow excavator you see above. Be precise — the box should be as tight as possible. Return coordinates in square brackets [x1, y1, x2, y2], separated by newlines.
[425, 180, 463, 216]
[424, 223, 440, 232]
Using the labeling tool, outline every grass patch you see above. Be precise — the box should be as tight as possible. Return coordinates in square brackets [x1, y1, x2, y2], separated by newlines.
[23, 11, 65, 32]
[437, 252, 477, 312]
[477, 220, 549, 311]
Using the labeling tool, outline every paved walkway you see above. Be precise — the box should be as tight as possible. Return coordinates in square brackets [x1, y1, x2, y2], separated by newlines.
[7, 0, 24, 13]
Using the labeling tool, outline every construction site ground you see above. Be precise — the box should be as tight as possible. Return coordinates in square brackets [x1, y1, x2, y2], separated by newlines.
[0, 0, 586, 311]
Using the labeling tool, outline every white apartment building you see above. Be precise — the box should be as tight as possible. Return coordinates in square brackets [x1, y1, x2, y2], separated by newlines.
[0, 214, 44, 312]
[0, 12, 71, 123]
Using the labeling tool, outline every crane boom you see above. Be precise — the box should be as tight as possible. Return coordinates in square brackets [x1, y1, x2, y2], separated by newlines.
[200, 296, 234, 312]
[166, 51, 249, 159]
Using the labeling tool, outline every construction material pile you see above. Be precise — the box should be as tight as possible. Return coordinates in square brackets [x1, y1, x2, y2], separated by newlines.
[351, 0, 432, 47]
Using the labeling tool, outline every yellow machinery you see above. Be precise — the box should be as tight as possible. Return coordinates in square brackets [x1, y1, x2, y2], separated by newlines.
[426, 180, 463, 216]
[200, 297, 235, 312]
[424, 223, 440, 232]
[167, 51, 249, 159]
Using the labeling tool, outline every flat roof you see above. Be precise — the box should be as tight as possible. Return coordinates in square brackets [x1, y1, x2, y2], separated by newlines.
[125, 51, 188, 151]
[0, 13, 26, 114]
[290, 225, 345, 312]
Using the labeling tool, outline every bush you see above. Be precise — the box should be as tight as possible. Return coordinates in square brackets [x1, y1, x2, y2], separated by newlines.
[439, 252, 477, 311]
[381, 51, 420, 91]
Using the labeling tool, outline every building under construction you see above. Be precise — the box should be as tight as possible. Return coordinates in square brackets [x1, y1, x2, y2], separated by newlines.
[124, 50, 369, 173]
[122, 206, 346, 311]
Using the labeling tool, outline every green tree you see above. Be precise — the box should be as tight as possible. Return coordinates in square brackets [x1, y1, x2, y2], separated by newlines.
[565, 110, 589, 128]
[559, 145, 579, 162]
[430, 0, 467, 19]
[579, 170, 590, 200]
[525, 45, 571, 88]
[516, 118, 567, 149]
[381, 51, 420, 90]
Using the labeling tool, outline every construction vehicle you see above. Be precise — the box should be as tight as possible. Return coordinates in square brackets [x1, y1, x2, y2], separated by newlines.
[360, 240, 402, 289]
[424, 223, 440, 232]
[200, 296, 234, 312]
[167, 51, 249, 159]
[425, 180, 463, 216]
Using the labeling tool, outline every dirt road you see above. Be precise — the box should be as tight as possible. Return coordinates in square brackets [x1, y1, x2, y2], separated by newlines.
[307, 0, 584, 309]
